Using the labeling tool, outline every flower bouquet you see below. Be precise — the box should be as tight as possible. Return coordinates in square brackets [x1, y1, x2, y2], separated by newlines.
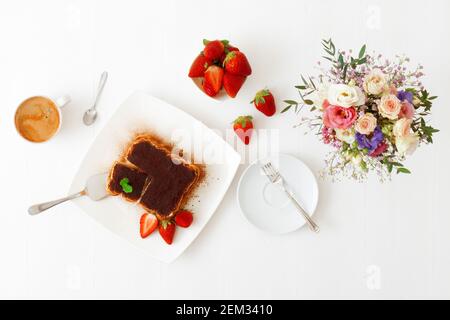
[283, 39, 439, 181]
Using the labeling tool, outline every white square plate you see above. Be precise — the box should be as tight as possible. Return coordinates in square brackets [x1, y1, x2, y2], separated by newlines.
[69, 92, 240, 263]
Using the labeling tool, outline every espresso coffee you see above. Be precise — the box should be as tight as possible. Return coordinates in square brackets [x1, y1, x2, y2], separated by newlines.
[15, 96, 61, 143]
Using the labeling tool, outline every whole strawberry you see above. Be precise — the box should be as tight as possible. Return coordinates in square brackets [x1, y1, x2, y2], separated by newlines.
[251, 89, 276, 117]
[223, 51, 252, 76]
[226, 45, 239, 53]
[220, 45, 239, 64]
[223, 73, 246, 98]
[159, 220, 176, 245]
[203, 39, 227, 61]
[175, 210, 193, 228]
[233, 115, 253, 145]
[188, 53, 211, 78]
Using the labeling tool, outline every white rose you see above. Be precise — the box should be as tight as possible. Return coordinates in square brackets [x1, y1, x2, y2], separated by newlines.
[393, 118, 412, 138]
[355, 113, 377, 135]
[328, 84, 366, 108]
[378, 94, 402, 120]
[312, 83, 330, 109]
[363, 68, 388, 95]
[396, 133, 419, 156]
[335, 128, 355, 144]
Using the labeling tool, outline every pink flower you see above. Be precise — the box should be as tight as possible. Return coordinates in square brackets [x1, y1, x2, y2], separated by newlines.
[355, 113, 377, 135]
[322, 99, 330, 110]
[323, 105, 357, 129]
[398, 101, 414, 119]
[393, 118, 412, 138]
[388, 85, 398, 95]
[378, 94, 402, 119]
[369, 141, 388, 157]
[322, 126, 333, 144]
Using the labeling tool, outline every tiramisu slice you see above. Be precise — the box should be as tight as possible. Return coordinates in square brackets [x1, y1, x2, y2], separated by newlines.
[106, 162, 148, 202]
[126, 136, 200, 219]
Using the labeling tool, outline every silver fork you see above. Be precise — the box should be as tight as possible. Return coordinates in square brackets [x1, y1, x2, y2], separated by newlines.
[261, 162, 320, 233]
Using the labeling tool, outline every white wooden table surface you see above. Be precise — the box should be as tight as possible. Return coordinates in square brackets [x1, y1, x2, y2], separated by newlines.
[1, 0, 449, 299]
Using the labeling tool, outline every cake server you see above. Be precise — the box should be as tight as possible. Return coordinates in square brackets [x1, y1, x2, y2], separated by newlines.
[261, 162, 320, 233]
[28, 173, 109, 215]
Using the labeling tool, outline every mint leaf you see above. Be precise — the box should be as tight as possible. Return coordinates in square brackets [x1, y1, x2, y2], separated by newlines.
[119, 178, 133, 194]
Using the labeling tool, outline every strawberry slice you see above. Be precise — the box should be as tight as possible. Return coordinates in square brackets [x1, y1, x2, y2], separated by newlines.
[175, 210, 193, 228]
[223, 73, 246, 98]
[188, 53, 210, 78]
[202, 65, 224, 97]
[159, 220, 176, 245]
[140, 213, 158, 238]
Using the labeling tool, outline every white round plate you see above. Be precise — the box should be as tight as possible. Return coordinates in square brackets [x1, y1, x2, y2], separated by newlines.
[237, 154, 319, 234]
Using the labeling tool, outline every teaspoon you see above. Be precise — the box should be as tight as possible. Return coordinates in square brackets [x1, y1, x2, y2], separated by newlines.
[83, 71, 108, 126]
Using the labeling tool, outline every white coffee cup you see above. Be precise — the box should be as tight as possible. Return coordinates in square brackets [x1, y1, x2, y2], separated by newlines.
[14, 95, 71, 143]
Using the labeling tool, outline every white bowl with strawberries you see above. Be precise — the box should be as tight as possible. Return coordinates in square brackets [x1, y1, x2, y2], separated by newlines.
[188, 39, 252, 98]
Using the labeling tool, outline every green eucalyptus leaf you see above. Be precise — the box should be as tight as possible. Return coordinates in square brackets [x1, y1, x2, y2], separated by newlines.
[342, 64, 348, 82]
[309, 76, 317, 89]
[281, 105, 292, 113]
[397, 167, 411, 174]
[359, 44, 366, 58]
[391, 162, 404, 167]
[388, 163, 393, 173]
[301, 75, 308, 86]
[338, 54, 344, 67]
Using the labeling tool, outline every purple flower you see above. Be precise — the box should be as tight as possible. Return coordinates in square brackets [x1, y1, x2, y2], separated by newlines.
[397, 90, 413, 104]
[355, 126, 384, 152]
